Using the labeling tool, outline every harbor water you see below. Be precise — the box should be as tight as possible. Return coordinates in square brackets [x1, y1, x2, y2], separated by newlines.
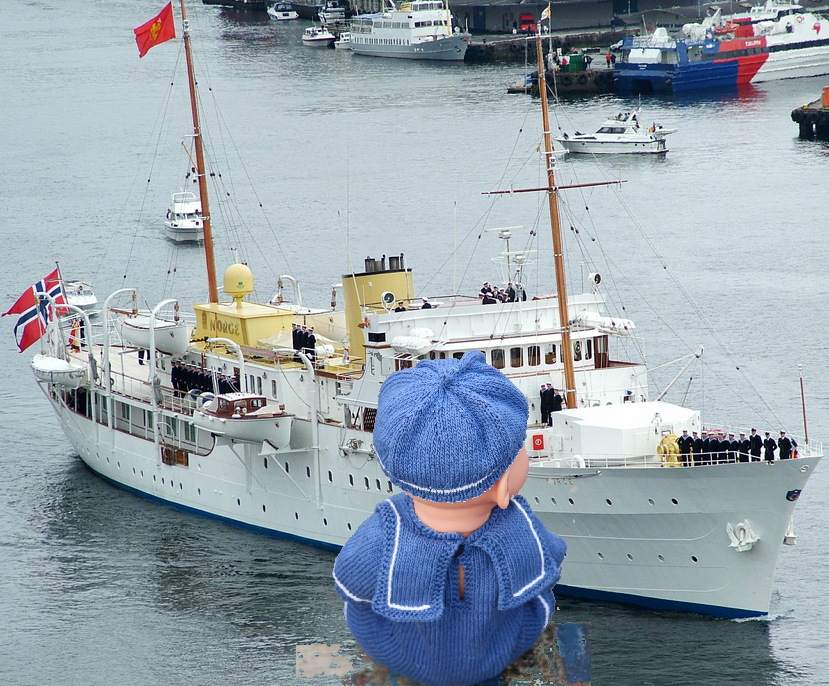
[1, 1, 828, 684]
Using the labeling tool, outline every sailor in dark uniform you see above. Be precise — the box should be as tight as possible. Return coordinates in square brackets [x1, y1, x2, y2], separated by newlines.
[691, 431, 702, 465]
[291, 323, 299, 350]
[763, 432, 777, 461]
[700, 432, 711, 465]
[307, 328, 317, 364]
[749, 428, 762, 461]
[728, 433, 739, 462]
[550, 388, 564, 415]
[738, 432, 751, 463]
[539, 384, 550, 425]
[677, 430, 693, 466]
[506, 283, 516, 302]
[778, 431, 793, 459]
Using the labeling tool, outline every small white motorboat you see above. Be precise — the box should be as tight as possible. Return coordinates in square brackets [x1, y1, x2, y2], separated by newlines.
[555, 110, 676, 155]
[164, 191, 204, 243]
[267, 2, 298, 20]
[318, 0, 347, 26]
[64, 281, 98, 312]
[193, 392, 293, 449]
[31, 354, 86, 389]
[302, 26, 336, 48]
[116, 314, 192, 356]
[334, 31, 352, 49]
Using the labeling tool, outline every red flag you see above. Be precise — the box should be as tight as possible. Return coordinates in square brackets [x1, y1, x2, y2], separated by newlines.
[134, 3, 176, 58]
[2, 268, 67, 353]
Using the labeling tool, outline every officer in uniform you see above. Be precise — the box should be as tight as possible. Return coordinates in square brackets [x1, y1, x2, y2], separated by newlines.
[763, 432, 777, 461]
[691, 431, 702, 465]
[728, 433, 740, 462]
[749, 428, 762, 461]
[539, 384, 550, 425]
[549, 388, 563, 414]
[700, 431, 711, 465]
[778, 431, 793, 460]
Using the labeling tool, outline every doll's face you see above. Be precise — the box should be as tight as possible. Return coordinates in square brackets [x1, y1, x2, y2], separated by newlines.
[506, 448, 529, 497]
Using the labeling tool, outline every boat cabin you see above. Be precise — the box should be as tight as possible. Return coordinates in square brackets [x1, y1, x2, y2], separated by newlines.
[210, 393, 277, 418]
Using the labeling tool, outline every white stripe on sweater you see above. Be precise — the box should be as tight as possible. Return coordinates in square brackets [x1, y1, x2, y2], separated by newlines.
[510, 497, 546, 597]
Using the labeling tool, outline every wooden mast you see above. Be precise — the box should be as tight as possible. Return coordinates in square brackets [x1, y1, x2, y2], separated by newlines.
[180, 0, 219, 304]
[534, 32, 577, 409]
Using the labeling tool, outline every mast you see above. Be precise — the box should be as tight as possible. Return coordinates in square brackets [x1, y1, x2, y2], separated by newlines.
[180, 0, 219, 304]
[534, 32, 577, 409]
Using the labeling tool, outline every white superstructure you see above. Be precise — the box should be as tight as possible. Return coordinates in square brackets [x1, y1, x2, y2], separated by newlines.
[350, 0, 470, 61]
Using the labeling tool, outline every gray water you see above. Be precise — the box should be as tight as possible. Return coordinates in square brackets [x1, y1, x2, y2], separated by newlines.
[2, 1, 829, 684]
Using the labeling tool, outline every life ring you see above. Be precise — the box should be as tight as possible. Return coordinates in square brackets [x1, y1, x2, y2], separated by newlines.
[796, 14, 804, 22]
[577, 74, 588, 85]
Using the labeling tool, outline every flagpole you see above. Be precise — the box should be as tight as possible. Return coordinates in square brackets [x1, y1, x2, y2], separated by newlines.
[180, 0, 219, 304]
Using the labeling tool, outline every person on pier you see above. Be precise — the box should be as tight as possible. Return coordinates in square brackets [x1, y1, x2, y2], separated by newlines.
[763, 432, 777, 461]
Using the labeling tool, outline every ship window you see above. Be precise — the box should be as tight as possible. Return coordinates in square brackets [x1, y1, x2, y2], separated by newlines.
[453, 352, 463, 360]
[164, 416, 177, 438]
[120, 402, 130, 420]
[491, 348, 505, 369]
[510, 347, 523, 368]
[271, 380, 277, 398]
[585, 339, 593, 360]
[256, 377, 262, 395]
[527, 345, 541, 366]
[439, 352, 446, 359]
[544, 344, 557, 365]
[183, 422, 196, 443]
[573, 340, 583, 362]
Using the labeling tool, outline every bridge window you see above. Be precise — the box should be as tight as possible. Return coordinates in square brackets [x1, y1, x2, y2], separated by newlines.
[453, 352, 463, 360]
[544, 344, 557, 365]
[491, 348, 505, 369]
[528, 345, 541, 366]
[585, 339, 593, 360]
[573, 340, 583, 362]
[510, 347, 523, 368]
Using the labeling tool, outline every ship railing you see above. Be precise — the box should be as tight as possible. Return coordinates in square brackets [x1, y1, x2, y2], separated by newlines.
[538, 448, 817, 470]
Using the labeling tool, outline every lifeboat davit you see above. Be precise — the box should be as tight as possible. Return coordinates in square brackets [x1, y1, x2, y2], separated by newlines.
[31, 354, 87, 389]
[116, 314, 192, 356]
[192, 393, 293, 450]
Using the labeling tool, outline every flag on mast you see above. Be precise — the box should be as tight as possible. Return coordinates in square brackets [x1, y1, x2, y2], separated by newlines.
[134, 2, 176, 58]
[2, 268, 66, 353]
[540, 2, 551, 21]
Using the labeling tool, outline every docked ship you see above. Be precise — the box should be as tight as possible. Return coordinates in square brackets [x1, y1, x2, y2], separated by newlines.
[614, 2, 829, 94]
[349, 0, 470, 61]
[26, 3, 822, 620]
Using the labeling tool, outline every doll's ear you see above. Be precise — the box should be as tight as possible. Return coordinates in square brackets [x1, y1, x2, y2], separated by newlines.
[493, 473, 511, 510]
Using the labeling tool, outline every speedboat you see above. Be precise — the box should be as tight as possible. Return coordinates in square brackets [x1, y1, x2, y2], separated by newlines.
[267, 2, 298, 20]
[334, 31, 352, 49]
[64, 280, 98, 312]
[302, 25, 336, 48]
[164, 190, 204, 243]
[555, 110, 676, 154]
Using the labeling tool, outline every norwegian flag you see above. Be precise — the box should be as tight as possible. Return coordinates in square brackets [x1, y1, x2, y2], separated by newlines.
[2, 268, 67, 352]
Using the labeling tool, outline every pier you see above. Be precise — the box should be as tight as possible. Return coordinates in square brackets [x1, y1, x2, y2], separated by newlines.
[791, 87, 829, 140]
[465, 29, 627, 63]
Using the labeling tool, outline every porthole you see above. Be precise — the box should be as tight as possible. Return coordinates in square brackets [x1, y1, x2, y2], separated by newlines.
[375, 479, 382, 491]
[170, 480, 174, 488]
[691, 555, 699, 563]
[671, 498, 679, 505]
[237, 498, 241, 506]
[197, 488, 201, 495]
[153, 475, 156, 482]
[306, 465, 311, 478]
[323, 518, 328, 526]
[117, 461, 120, 469]
[597, 552, 604, 559]
[551, 497, 557, 505]
[140, 470, 144, 478]
[648, 498, 655, 506]
[606, 498, 612, 506]
[179, 482, 183, 490]
[262, 505, 267, 513]
[106, 457, 110, 463]
[387, 481, 393, 493]
[657, 554, 665, 562]
[626, 553, 634, 561]
[328, 470, 333, 483]
[294, 512, 299, 520]
[568, 497, 574, 505]
[264, 457, 269, 469]
[364, 476, 370, 490]
[161, 478, 165, 485]
[347, 522, 352, 531]
[132, 467, 136, 475]
[534, 496, 540, 504]
[285, 462, 290, 474]
[349, 474, 354, 486]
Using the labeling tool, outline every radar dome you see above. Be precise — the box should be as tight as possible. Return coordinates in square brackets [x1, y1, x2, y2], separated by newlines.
[223, 263, 254, 303]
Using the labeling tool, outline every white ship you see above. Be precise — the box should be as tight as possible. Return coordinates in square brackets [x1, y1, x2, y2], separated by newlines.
[164, 190, 204, 243]
[350, 0, 470, 61]
[556, 110, 676, 155]
[28, 7, 822, 620]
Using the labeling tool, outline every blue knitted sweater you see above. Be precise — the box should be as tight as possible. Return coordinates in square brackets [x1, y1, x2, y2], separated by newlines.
[333, 493, 566, 686]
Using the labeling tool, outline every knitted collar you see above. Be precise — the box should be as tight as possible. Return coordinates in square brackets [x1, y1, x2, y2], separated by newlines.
[338, 493, 559, 622]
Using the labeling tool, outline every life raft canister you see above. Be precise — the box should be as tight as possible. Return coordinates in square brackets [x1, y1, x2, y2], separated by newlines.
[656, 434, 681, 467]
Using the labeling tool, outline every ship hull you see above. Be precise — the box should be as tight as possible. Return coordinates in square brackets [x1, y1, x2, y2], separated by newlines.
[350, 35, 468, 61]
[50, 392, 818, 619]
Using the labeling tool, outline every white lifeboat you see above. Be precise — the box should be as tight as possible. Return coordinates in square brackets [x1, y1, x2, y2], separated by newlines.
[31, 354, 87, 389]
[116, 314, 192, 356]
[192, 393, 293, 450]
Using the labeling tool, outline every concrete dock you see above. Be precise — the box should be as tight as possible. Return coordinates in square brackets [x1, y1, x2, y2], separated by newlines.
[791, 88, 829, 140]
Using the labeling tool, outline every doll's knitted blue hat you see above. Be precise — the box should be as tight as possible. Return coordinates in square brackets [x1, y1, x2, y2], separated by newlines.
[373, 351, 529, 503]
